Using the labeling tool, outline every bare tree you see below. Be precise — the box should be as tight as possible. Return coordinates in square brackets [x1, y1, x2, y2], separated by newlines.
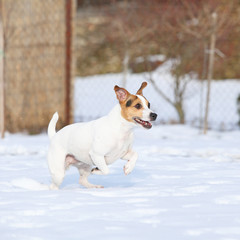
[146, 68, 192, 124]
[75, 0, 240, 127]
[143, 1, 201, 124]
[110, 1, 159, 87]
[153, 0, 237, 126]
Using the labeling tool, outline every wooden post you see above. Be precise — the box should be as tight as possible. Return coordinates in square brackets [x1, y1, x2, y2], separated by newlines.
[203, 12, 217, 134]
[199, 42, 207, 132]
[0, 1, 4, 139]
[65, 0, 72, 125]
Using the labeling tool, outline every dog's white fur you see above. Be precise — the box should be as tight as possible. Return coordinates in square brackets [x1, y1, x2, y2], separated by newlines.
[47, 85, 155, 190]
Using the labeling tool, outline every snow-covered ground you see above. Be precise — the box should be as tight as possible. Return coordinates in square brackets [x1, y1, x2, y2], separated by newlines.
[0, 125, 240, 240]
[1, 65, 240, 239]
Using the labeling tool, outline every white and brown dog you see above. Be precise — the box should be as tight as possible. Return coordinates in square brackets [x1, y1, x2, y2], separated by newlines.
[47, 82, 157, 189]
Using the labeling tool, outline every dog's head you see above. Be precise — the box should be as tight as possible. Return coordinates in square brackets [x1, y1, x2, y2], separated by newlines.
[114, 82, 157, 129]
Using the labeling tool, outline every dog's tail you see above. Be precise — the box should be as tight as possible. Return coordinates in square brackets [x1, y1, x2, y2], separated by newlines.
[48, 112, 59, 139]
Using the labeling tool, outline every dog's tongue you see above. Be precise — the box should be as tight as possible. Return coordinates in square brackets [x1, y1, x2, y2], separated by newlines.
[142, 121, 152, 129]
[135, 118, 152, 129]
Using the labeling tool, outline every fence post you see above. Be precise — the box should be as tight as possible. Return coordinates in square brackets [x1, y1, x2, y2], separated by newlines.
[203, 12, 217, 134]
[65, 0, 72, 125]
[0, 1, 4, 139]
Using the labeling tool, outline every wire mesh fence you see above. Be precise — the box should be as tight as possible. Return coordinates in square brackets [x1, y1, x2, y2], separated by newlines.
[74, 69, 240, 131]
[1, 0, 240, 136]
[0, 0, 75, 135]
[74, 1, 240, 131]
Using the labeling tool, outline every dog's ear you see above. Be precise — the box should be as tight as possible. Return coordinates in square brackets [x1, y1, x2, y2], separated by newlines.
[114, 85, 130, 103]
[136, 82, 147, 95]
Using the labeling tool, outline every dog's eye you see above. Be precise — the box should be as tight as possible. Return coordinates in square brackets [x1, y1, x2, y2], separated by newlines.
[148, 102, 150, 108]
[126, 100, 132, 107]
[135, 103, 142, 109]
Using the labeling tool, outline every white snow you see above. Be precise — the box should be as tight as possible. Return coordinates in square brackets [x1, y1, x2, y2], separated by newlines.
[1, 65, 240, 239]
[1, 125, 240, 240]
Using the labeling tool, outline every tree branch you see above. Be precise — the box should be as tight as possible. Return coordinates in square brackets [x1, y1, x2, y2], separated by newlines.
[145, 72, 174, 107]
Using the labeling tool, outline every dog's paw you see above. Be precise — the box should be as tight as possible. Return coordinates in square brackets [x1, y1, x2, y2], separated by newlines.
[79, 177, 104, 189]
[49, 183, 59, 190]
[86, 184, 104, 189]
[124, 161, 135, 175]
[93, 185, 104, 189]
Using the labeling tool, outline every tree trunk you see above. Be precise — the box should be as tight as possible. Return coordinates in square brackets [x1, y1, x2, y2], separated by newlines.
[175, 101, 185, 124]
[122, 50, 129, 88]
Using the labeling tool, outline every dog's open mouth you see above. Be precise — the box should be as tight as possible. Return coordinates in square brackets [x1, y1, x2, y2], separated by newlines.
[133, 117, 152, 129]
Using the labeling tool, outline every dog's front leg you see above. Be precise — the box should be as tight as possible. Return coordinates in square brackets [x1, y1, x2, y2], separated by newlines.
[89, 150, 110, 175]
[122, 150, 138, 175]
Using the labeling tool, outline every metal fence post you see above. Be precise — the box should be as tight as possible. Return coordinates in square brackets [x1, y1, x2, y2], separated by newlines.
[65, 0, 72, 125]
[203, 12, 217, 134]
[0, 1, 5, 139]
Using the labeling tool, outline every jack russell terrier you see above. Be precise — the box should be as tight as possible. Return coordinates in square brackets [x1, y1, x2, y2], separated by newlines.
[47, 82, 157, 189]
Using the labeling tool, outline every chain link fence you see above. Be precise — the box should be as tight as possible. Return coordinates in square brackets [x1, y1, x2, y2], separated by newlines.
[74, 1, 240, 131]
[74, 68, 240, 131]
[1, 0, 240, 136]
[0, 0, 75, 135]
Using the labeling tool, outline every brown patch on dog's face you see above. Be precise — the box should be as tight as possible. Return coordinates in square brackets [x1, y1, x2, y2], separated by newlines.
[114, 82, 155, 129]
[121, 95, 143, 123]
[114, 85, 139, 122]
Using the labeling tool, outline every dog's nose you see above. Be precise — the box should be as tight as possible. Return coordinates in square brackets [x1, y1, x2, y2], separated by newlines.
[150, 112, 157, 121]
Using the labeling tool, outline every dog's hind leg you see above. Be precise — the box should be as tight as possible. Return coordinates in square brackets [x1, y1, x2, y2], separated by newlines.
[48, 146, 66, 190]
[77, 164, 103, 189]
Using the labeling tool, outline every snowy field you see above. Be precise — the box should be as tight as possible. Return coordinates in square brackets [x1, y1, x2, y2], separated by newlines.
[1, 65, 240, 239]
[1, 125, 240, 240]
